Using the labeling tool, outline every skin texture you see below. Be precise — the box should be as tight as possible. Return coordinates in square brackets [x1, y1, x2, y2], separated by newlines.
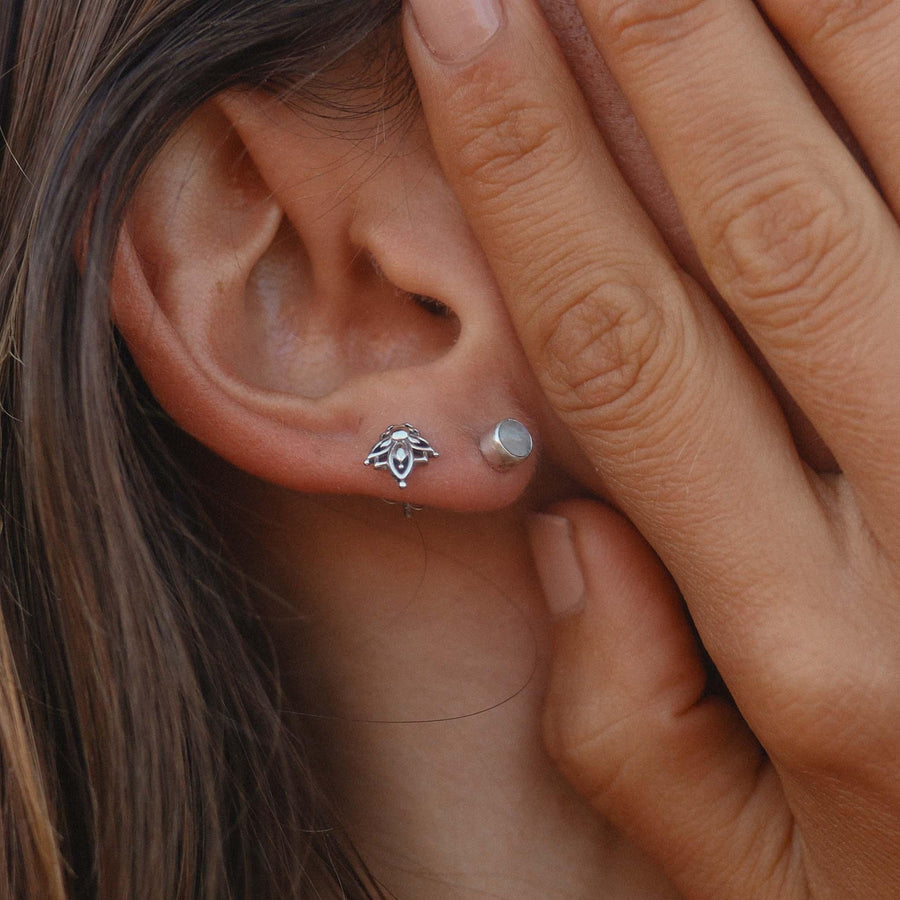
[539, 0, 695, 270]
[539, 0, 862, 472]
[403, 0, 900, 897]
[115, 1, 900, 896]
[119, 82, 679, 897]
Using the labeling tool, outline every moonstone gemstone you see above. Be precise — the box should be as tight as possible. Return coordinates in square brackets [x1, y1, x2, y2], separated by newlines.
[496, 419, 532, 459]
[480, 419, 534, 470]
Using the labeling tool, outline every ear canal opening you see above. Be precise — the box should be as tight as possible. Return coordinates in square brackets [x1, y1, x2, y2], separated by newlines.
[211, 219, 461, 401]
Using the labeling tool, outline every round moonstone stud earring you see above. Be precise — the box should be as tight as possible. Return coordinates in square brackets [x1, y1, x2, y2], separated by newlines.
[479, 419, 534, 471]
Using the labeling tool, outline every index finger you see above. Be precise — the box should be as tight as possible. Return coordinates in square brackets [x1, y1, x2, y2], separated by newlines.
[402, 0, 834, 664]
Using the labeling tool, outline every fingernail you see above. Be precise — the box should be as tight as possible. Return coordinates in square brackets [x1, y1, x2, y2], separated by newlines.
[528, 514, 586, 620]
[407, 0, 503, 63]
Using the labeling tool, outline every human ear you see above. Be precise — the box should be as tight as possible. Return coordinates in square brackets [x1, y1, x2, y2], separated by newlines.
[111, 91, 542, 510]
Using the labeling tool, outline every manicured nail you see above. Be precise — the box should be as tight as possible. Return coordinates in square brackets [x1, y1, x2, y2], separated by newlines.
[528, 514, 586, 620]
[407, 0, 503, 63]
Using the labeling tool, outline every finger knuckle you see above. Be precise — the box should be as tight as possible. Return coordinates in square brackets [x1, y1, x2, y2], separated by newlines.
[786, 0, 897, 44]
[754, 651, 899, 773]
[450, 75, 576, 203]
[536, 275, 679, 426]
[543, 702, 637, 805]
[599, 0, 720, 57]
[705, 163, 868, 338]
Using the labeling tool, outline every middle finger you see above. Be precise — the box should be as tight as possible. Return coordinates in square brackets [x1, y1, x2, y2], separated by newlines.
[403, 0, 837, 687]
[575, 0, 900, 536]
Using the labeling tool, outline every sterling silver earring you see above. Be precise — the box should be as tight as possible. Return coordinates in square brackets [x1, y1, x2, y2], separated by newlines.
[364, 424, 439, 488]
[479, 419, 533, 470]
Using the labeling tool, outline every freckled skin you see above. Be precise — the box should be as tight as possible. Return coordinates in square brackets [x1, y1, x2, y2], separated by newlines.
[537, 1, 696, 270]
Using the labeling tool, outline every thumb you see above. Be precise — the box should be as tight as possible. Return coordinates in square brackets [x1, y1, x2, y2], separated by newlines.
[528, 500, 798, 900]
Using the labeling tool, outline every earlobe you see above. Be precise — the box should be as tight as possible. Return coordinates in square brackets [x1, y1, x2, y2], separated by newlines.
[112, 91, 543, 511]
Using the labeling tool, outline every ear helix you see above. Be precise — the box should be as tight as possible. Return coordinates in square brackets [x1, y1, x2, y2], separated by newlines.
[363, 419, 533, 490]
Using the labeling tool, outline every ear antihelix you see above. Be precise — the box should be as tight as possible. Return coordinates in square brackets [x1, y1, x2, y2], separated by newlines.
[116, 88, 544, 512]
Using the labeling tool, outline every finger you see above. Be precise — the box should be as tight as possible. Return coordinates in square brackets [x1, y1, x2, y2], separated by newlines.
[760, 0, 900, 209]
[571, 0, 900, 531]
[402, 0, 835, 678]
[530, 502, 803, 900]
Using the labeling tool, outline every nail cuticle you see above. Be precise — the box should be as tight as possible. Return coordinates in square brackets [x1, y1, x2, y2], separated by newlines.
[407, 0, 504, 65]
[528, 513, 587, 621]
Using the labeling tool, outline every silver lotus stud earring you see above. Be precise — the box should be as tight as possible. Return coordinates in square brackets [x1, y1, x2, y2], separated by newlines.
[479, 419, 533, 470]
[364, 424, 439, 488]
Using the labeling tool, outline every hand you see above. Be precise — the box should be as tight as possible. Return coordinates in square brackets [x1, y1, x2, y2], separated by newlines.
[402, 1, 900, 897]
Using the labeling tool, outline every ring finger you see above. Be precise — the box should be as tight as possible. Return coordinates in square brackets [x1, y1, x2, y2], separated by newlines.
[760, 0, 900, 208]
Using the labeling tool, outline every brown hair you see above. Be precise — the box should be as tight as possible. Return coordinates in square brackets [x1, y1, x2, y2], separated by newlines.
[0, 1, 409, 896]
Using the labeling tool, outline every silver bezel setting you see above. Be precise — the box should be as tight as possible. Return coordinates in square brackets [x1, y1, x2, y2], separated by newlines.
[479, 419, 533, 470]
